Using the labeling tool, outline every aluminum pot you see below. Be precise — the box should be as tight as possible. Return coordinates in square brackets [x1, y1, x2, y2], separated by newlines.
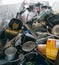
[5, 47, 17, 61]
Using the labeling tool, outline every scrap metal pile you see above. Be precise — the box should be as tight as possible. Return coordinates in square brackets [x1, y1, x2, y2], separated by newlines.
[0, 1, 59, 65]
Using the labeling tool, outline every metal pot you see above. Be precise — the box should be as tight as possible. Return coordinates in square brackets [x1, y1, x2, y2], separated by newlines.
[5, 47, 17, 61]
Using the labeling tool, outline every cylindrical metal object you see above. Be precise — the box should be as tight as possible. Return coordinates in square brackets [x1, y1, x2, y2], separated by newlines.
[5, 47, 17, 61]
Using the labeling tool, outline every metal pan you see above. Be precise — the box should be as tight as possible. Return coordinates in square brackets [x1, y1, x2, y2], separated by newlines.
[22, 41, 36, 52]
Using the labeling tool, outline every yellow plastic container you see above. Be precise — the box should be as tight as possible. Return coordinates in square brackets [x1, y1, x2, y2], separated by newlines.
[46, 39, 58, 60]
